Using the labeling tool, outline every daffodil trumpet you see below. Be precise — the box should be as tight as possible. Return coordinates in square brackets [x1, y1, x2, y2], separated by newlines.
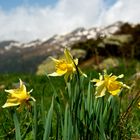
[2, 79, 35, 109]
[48, 48, 87, 82]
[91, 70, 130, 98]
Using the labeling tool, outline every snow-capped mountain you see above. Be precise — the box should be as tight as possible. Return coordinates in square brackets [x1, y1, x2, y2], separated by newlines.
[0, 21, 123, 54]
[0, 21, 139, 73]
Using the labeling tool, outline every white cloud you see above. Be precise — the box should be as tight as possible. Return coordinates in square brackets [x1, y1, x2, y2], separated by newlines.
[100, 0, 140, 25]
[0, 0, 140, 42]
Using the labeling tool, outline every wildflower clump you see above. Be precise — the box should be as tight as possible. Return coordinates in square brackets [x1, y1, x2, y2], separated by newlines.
[48, 48, 86, 82]
[2, 79, 35, 109]
[91, 70, 130, 98]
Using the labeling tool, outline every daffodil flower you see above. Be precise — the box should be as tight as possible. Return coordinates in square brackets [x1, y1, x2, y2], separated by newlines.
[138, 102, 140, 109]
[91, 70, 130, 98]
[2, 79, 35, 109]
[48, 48, 87, 82]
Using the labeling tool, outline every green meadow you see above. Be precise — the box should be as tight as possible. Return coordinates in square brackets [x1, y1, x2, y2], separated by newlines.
[0, 57, 140, 140]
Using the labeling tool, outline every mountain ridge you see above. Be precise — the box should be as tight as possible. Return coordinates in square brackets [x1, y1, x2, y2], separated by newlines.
[0, 21, 140, 73]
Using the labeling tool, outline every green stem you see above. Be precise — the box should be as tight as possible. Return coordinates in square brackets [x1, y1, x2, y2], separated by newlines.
[122, 91, 140, 120]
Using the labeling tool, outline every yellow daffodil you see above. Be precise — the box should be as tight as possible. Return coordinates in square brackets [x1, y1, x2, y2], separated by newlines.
[48, 48, 87, 82]
[91, 70, 130, 98]
[138, 102, 140, 109]
[2, 79, 35, 109]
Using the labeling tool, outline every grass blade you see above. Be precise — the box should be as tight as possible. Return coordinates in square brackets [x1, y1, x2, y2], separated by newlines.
[13, 112, 21, 140]
[33, 101, 37, 140]
[43, 97, 54, 140]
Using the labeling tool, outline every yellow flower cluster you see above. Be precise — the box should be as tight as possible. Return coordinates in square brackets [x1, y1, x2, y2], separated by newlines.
[2, 48, 130, 109]
[2, 79, 35, 109]
[48, 48, 87, 82]
[91, 70, 130, 98]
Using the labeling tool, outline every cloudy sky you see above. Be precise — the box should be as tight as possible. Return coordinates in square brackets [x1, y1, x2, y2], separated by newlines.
[0, 0, 140, 42]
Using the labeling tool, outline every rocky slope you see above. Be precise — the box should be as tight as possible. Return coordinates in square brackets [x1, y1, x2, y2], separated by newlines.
[0, 21, 140, 73]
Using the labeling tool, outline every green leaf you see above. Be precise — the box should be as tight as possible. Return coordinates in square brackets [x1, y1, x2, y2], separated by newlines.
[41, 87, 46, 128]
[13, 112, 21, 140]
[33, 101, 37, 140]
[43, 97, 54, 140]
[63, 104, 73, 140]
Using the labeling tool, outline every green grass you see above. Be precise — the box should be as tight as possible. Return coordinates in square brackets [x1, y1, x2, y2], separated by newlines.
[0, 73, 65, 104]
[0, 73, 65, 139]
[0, 58, 140, 139]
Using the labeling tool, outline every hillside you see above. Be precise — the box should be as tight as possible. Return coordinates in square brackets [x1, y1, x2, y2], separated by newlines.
[0, 21, 140, 73]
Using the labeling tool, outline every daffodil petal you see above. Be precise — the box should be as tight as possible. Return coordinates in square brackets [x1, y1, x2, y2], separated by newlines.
[19, 79, 23, 87]
[50, 57, 60, 63]
[117, 74, 124, 79]
[30, 96, 36, 102]
[64, 48, 73, 63]
[56, 69, 67, 75]
[95, 85, 106, 98]
[91, 79, 99, 82]
[109, 89, 121, 95]
[2, 102, 20, 108]
[123, 84, 130, 89]
[99, 73, 103, 80]
[95, 81, 104, 87]
[74, 59, 78, 65]
[138, 102, 140, 109]
[5, 89, 15, 94]
[48, 72, 64, 76]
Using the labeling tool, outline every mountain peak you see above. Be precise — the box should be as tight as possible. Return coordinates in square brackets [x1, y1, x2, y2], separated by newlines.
[0, 21, 139, 73]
